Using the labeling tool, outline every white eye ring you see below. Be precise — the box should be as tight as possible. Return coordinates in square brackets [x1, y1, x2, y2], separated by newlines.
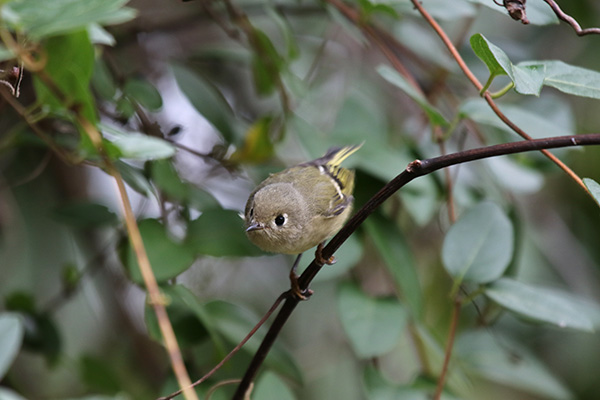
[274, 213, 287, 227]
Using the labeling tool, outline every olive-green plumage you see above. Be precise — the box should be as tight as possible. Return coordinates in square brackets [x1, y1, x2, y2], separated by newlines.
[244, 145, 361, 254]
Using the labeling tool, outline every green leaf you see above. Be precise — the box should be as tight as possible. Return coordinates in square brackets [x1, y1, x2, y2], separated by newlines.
[252, 28, 285, 96]
[115, 161, 154, 197]
[442, 202, 514, 285]
[204, 300, 302, 382]
[91, 59, 117, 100]
[0, 313, 24, 379]
[377, 64, 448, 126]
[470, 33, 545, 96]
[529, 60, 600, 100]
[33, 30, 97, 123]
[337, 282, 407, 358]
[52, 201, 118, 228]
[253, 371, 295, 400]
[79, 355, 121, 394]
[470, 35, 600, 99]
[126, 219, 196, 284]
[456, 330, 572, 399]
[584, 178, 600, 208]
[470, 33, 510, 79]
[171, 63, 237, 141]
[102, 124, 175, 160]
[484, 278, 596, 332]
[124, 78, 163, 111]
[363, 214, 422, 317]
[150, 159, 219, 210]
[185, 209, 263, 257]
[230, 116, 275, 163]
[1, 0, 136, 39]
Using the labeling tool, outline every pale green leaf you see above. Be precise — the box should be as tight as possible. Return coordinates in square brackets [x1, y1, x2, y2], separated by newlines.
[338, 282, 407, 358]
[377, 64, 448, 126]
[442, 202, 514, 284]
[583, 178, 600, 209]
[485, 278, 596, 332]
[0, 313, 24, 379]
[2, 0, 136, 39]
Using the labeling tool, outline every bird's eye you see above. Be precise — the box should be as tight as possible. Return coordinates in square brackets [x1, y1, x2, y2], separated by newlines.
[249, 207, 254, 217]
[274, 214, 286, 226]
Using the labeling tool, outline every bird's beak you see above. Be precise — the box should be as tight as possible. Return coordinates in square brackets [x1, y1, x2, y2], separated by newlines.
[246, 222, 264, 232]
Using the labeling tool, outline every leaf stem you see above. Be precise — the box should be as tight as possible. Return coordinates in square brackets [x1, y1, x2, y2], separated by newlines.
[489, 82, 515, 98]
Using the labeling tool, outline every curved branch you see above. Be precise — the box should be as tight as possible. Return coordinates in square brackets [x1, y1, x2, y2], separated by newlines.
[232, 133, 600, 399]
[542, 0, 600, 36]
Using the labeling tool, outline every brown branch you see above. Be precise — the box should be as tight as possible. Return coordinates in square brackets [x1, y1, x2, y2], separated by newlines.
[433, 298, 461, 400]
[542, 0, 600, 36]
[232, 133, 600, 399]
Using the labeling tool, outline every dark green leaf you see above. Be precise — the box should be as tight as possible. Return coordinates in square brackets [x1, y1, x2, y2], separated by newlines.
[2, 0, 136, 39]
[170, 63, 237, 141]
[0, 313, 24, 379]
[337, 282, 407, 358]
[126, 219, 196, 284]
[91, 59, 117, 100]
[150, 159, 218, 210]
[79, 355, 121, 394]
[52, 201, 118, 228]
[115, 161, 154, 197]
[251, 28, 284, 96]
[442, 202, 514, 285]
[33, 31, 97, 123]
[377, 64, 448, 126]
[470, 33, 509, 79]
[584, 178, 600, 209]
[124, 78, 163, 111]
[363, 214, 422, 317]
[484, 278, 596, 332]
[185, 209, 263, 257]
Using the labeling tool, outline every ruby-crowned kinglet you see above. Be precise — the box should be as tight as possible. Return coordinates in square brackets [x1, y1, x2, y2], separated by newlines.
[244, 144, 361, 257]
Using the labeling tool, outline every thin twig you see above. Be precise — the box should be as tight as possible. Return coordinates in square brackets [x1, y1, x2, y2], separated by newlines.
[433, 298, 461, 400]
[158, 292, 288, 400]
[542, 0, 600, 36]
[232, 133, 600, 399]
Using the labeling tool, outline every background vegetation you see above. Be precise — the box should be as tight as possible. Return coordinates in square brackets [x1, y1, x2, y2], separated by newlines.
[1, 0, 600, 399]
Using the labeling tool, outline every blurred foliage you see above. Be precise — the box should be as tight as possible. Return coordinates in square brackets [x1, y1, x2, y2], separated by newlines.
[1, 0, 600, 399]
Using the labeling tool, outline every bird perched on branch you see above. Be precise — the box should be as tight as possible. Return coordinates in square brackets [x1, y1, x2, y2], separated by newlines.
[244, 144, 361, 299]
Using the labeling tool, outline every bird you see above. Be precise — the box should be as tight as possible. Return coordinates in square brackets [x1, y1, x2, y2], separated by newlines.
[244, 144, 361, 298]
